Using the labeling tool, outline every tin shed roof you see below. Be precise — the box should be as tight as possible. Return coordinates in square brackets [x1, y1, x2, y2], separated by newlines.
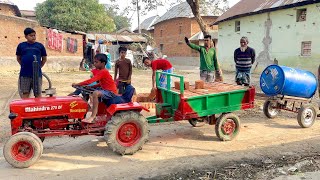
[213, 0, 317, 25]
[154, 2, 222, 26]
[134, 15, 159, 31]
[89, 33, 147, 43]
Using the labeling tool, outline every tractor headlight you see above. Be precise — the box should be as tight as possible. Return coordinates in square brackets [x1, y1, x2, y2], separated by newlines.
[8, 113, 17, 120]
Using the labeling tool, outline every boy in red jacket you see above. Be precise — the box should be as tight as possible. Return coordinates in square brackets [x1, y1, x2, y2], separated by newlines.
[72, 54, 117, 123]
[143, 57, 173, 88]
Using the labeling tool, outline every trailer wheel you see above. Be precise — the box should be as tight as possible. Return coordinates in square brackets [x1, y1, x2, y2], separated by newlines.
[215, 113, 240, 141]
[3, 132, 43, 168]
[105, 111, 149, 155]
[188, 118, 205, 127]
[263, 100, 280, 119]
[297, 104, 316, 128]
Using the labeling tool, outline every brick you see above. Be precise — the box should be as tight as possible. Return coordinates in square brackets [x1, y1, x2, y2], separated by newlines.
[184, 81, 190, 90]
[148, 88, 157, 100]
[136, 93, 153, 102]
[174, 81, 180, 90]
[140, 102, 156, 109]
[195, 80, 204, 89]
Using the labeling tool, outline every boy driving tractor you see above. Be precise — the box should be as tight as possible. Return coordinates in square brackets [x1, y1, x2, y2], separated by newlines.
[72, 54, 118, 123]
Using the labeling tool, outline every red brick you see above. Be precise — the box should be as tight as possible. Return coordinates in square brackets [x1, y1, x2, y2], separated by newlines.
[195, 80, 204, 89]
[184, 81, 190, 90]
[148, 88, 157, 100]
[174, 81, 180, 90]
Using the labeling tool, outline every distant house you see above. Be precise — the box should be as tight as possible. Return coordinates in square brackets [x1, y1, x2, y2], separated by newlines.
[133, 15, 159, 37]
[20, 10, 36, 21]
[153, 2, 220, 57]
[213, 0, 320, 72]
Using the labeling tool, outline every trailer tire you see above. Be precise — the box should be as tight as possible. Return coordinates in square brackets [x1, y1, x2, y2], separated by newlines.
[4, 132, 43, 168]
[215, 113, 240, 141]
[188, 118, 205, 127]
[105, 111, 149, 155]
[297, 104, 316, 128]
[263, 100, 280, 119]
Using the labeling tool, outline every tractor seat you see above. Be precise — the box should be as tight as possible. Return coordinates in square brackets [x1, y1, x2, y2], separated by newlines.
[103, 85, 135, 106]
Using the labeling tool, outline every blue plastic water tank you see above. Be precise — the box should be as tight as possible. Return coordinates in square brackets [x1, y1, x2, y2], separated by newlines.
[260, 65, 317, 98]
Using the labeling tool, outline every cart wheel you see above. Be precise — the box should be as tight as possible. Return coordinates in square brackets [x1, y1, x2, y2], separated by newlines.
[105, 111, 149, 155]
[188, 118, 205, 127]
[215, 113, 240, 141]
[297, 104, 316, 128]
[263, 100, 280, 119]
[3, 132, 43, 168]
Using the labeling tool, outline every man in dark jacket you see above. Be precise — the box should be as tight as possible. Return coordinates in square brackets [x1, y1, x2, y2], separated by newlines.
[234, 37, 255, 86]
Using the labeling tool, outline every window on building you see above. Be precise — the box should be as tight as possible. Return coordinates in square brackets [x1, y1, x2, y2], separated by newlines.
[160, 30, 163, 37]
[179, 26, 182, 34]
[160, 44, 164, 52]
[297, 9, 307, 22]
[301, 41, 311, 56]
[235, 21, 240, 32]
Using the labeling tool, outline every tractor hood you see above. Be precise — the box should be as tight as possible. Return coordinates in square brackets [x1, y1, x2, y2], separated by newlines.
[9, 96, 89, 119]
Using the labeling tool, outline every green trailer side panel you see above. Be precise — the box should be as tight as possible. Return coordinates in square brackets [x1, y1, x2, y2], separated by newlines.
[187, 89, 247, 116]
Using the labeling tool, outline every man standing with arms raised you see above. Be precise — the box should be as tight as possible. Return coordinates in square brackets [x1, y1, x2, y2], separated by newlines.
[185, 35, 222, 82]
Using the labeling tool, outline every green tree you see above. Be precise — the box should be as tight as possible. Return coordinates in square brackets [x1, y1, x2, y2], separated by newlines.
[35, 0, 116, 32]
[105, 6, 131, 31]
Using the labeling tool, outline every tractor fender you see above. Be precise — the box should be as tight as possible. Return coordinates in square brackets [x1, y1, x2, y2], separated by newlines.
[107, 102, 149, 116]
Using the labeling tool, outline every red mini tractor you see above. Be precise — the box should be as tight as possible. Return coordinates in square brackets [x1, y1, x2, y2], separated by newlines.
[3, 85, 150, 168]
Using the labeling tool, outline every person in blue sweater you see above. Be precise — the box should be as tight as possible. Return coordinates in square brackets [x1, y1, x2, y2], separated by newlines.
[234, 37, 256, 86]
[16, 28, 47, 98]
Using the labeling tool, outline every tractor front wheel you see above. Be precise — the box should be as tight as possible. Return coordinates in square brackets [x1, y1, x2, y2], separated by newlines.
[3, 132, 43, 168]
[105, 111, 149, 155]
[215, 113, 240, 141]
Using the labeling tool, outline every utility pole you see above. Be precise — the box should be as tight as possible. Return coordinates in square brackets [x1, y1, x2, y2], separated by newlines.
[137, 0, 141, 33]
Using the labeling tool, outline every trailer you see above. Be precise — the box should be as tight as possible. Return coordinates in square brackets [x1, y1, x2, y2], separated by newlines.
[147, 72, 255, 141]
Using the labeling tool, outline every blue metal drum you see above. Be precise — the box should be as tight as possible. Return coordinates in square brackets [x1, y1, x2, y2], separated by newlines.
[260, 65, 317, 98]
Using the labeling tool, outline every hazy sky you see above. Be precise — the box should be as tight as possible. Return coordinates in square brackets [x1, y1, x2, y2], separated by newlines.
[10, 0, 241, 30]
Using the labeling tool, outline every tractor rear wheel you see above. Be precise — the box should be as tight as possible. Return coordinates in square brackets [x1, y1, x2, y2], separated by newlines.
[4, 132, 43, 168]
[215, 113, 240, 141]
[105, 111, 149, 155]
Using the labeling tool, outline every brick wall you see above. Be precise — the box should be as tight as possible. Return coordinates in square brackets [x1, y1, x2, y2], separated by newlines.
[0, 4, 16, 16]
[0, 14, 83, 57]
[154, 16, 218, 57]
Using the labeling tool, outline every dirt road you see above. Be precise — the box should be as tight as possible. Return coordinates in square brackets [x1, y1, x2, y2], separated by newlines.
[1, 69, 320, 179]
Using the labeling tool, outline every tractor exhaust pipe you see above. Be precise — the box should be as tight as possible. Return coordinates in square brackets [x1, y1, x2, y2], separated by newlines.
[32, 55, 40, 96]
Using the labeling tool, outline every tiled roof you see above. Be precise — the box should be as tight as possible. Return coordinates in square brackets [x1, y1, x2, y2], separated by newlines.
[214, 0, 316, 24]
